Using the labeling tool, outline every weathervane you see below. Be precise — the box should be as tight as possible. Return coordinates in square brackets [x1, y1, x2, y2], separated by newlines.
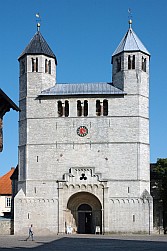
[128, 8, 132, 28]
[36, 13, 41, 31]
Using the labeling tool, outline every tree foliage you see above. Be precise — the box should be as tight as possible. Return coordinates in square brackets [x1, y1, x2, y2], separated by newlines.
[155, 159, 167, 199]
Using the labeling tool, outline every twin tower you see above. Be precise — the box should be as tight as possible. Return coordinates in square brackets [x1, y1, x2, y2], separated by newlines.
[14, 20, 153, 235]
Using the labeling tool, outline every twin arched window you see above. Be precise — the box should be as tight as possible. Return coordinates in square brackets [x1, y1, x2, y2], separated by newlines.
[77, 100, 88, 117]
[96, 100, 108, 116]
[128, 55, 147, 72]
[58, 100, 69, 117]
[31, 58, 52, 74]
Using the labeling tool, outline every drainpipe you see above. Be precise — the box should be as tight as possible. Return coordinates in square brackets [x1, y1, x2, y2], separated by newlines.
[148, 199, 150, 235]
[56, 180, 59, 235]
[102, 186, 105, 235]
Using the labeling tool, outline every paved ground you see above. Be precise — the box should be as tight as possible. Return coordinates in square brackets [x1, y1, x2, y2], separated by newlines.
[0, 234, 167, 250]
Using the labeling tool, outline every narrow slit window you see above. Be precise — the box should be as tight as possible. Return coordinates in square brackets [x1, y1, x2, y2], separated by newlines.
[21, 61, 25, 75]
[77, 100, 82, 116]
[116, 57, 121, 72]
[58, 101, 63, 117]
[32, 58, 38, 72]
[32, 58, 35, 72]
[48, 60, 51, 74]
[142, 57, 146, 72]
[84, 100, 88, 116]
[132, 55, 135, 69]
[96, 100, 101, 116]
[65, 100, 69, 117]
[36, 58, 38, 72]
[128, 55, 131, 69]
[128, 55, 135, 69]
[103, 99, 108, 116]
[133, 215, 135, 222]
[45, 59, 48, 73]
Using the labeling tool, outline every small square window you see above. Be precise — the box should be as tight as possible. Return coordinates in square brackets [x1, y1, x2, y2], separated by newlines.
[6, 197, 11, 208]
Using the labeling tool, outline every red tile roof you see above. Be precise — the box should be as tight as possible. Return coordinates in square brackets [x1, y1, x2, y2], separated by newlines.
[0, 168, 15, 195]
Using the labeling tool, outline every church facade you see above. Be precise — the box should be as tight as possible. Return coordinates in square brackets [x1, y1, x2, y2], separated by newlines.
[14, 20, 153, 235]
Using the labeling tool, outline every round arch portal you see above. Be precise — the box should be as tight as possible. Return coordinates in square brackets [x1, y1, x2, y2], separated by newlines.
[67, 192, 102, 234]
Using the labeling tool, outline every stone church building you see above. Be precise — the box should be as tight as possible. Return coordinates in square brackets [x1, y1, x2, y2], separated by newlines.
[14, 20, 153, 235]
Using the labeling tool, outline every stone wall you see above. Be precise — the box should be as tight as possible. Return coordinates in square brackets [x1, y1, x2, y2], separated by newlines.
[0, 219, 13, 235]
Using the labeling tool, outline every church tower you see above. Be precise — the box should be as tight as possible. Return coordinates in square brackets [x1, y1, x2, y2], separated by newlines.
[112, 19, 151, 198]
[18, 24, 57, 184]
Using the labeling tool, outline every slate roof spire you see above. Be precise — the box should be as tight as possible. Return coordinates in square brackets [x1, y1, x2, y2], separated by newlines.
[18, 24, 57, 64]
[112, 19, 150, 57]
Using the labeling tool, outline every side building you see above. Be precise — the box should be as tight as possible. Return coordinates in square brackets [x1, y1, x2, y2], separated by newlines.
[0, 89, 19, 152]
[14, 20, 153, 235]
[0, 168, 15, 217]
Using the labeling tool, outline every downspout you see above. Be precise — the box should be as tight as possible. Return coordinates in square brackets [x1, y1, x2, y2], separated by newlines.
[56, 180, 59, 234]
[102, 186, 105, 235]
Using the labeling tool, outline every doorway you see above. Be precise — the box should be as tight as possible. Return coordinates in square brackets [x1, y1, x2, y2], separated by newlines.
[78, 204, 92, 234]
[67, 192, 102, 234]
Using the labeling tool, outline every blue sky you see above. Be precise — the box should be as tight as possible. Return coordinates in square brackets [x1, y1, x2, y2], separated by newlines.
[0, 0, 167, 175]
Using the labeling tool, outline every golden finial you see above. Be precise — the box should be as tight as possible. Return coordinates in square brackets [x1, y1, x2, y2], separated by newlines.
[128, 19, 132, 28]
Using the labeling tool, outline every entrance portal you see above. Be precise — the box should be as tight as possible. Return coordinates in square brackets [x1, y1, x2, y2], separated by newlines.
[78, 204, 92, 234]
[67, 192, 102, 234]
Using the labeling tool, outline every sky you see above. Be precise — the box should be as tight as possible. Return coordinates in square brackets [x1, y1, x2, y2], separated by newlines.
[0, 0, 167, 176]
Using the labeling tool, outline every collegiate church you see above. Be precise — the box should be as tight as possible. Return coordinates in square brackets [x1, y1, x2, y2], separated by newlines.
[14, 20, 153, 235]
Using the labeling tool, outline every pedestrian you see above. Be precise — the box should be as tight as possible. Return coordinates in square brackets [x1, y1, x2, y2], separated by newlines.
[26, 224, 34, 241]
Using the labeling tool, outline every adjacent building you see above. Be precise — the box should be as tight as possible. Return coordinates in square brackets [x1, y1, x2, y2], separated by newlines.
[0, 89, 19, 152]
[0, 168, 15, 217]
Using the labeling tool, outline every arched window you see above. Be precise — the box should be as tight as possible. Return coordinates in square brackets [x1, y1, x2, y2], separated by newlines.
[32, 58, 38, 72]
[45, 59, 51, 74]
[84, 100, 88, 116]
[21, 61, 25, 75]
[58, 101, 63, 117]
[45, 59, 48, 73]
[48, 60, 51, 74]
[116, 57, 121, 72]
[128, 55, 135, 69]
[77, 100, 82, 116]
[65, 100, 69, 117]
[32, 58, 35, 72]
[103, 99, 108, 116]
[96, 100, 101, 116]
[132, 55, 135, 69]
[142, 57, 146, 72]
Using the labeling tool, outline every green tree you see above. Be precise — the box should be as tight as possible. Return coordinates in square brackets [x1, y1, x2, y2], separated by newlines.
[154, 158, 167, 232]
